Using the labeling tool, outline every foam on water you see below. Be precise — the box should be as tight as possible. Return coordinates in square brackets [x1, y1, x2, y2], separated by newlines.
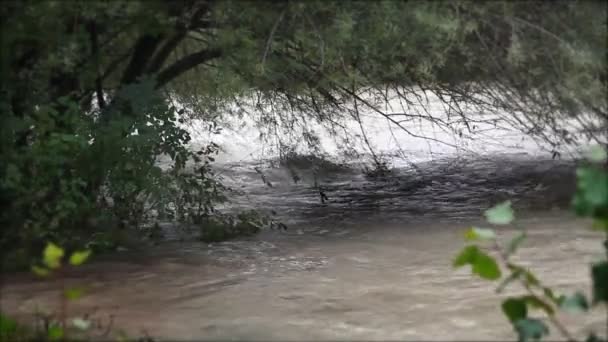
[182, 91, 585, 167]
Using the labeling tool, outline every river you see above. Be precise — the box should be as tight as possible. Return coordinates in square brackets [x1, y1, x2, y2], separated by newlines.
[2, 100, 606, 340]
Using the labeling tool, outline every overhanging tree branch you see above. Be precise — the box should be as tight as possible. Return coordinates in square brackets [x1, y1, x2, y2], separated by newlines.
[121, 34, 165, 84]
[155, 48, 221, 88]
[146, 3, 214, 74]
[146, 34, 188, 74]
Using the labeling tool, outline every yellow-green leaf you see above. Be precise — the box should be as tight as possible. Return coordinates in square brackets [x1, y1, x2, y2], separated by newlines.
[64, 287, 85, 300]
[69, 250, 91, 266]
[31, 265, 50, 277]
[43, 242, 64, 269]
[453, 245, 502, 280]
[464, 227, 496, 241]
[591, 219, 608, 231]
[47, 325, 64, 341]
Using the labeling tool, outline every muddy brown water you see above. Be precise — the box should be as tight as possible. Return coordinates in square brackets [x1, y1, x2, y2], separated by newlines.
[2, 155, 606, 340]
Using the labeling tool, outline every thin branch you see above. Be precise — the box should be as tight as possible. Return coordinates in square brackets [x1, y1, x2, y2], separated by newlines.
[261, 9, 286, 71]
[351, 84, 380, 165]
[507, 15, 574, 51]
[337, 85, 460, 149]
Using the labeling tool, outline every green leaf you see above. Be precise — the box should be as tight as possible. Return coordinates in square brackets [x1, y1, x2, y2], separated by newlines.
[485, 201, 514, 225]
[64, 287, 85, 300]
[576, 167, 608, 207]
[69, 250, 91, 266]
[584, 145, 607, 163]
[71, 317, 91, 331]
[506, 232, 526, 257]
[502, 298, 527, 322]
[43, 242, 64, 269]
[47, 325, 64, 341]
[559, 292, 589, 313]
[474, 251, 502, 280]
[514, 318, 549, 342]
[0, 314, 18, 336]
[453, 245, 501, 280]
[464, 227, 496, 241]
[453, 245, 478, 267]
[572, 193, 595, 216]
[31, 265, 50, 277]
[592, 261, 608, 304]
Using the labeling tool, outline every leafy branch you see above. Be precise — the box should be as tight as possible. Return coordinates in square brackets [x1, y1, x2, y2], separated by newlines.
[454, 145, 608, 342]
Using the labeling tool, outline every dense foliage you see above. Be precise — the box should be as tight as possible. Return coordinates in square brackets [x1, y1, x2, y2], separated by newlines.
[1, 1, 606, 268]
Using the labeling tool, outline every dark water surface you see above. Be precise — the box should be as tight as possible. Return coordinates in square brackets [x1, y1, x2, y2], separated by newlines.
[218, 154, 576, 227]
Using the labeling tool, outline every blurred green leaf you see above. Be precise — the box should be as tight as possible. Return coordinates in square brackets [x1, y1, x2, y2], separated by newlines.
[0, 314, 18, 336]
[69, 250, 91, 266]
[474, 252, 501, 280]
[576, 167, 608, 207]
[454, 245, 477, 267]
[559, 292, 589, 313]
[31, 265, 50, 277]
[584, 145, 607, 163]
[592, 261, 608, 304]
[514, 318, 549, 342]
[502, 298, 527, 322]
[572, 194, 595, 216]
[64, 287, 85, 300]
[454, 245, 501, 280]
[43, 242, 64, 269]
[464, 227, 496, 241]
[47, 325, 64, 341]
[485, 201, 514, 225]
